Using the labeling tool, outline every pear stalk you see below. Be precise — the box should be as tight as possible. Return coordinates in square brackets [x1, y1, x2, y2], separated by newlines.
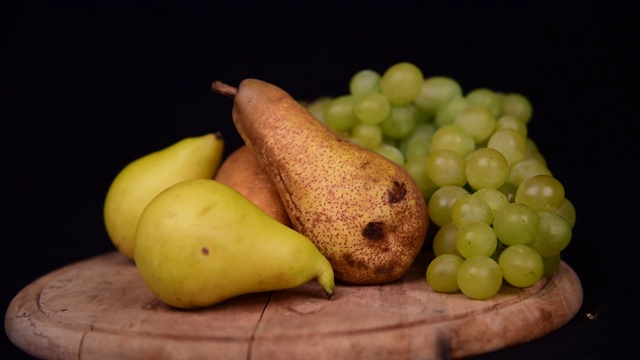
[212, 81, 238, 98]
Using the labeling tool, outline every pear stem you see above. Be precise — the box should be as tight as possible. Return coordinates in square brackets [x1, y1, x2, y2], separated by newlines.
[211, 81, 238, 98]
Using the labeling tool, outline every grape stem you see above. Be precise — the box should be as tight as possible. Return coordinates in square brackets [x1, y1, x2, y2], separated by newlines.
[211, 81, 238, 98]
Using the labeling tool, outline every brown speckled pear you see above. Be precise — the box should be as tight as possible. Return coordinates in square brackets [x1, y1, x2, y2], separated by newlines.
[212, 78, 429, 285]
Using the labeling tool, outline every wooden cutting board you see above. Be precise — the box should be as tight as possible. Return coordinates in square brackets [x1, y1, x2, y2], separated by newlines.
[5, 251, 582, 360]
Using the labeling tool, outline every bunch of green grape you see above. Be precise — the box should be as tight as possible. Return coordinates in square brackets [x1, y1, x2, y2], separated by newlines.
[304, 61, 576, 300]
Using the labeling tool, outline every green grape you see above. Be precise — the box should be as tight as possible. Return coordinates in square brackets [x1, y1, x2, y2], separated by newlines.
[349, 69, 381, 96]
[523, 138, 547, 166]
[379, 62, 424, 105]
[373, 142, 405, 165]
[354, 91, 391, 124]
[426, 149, 467, 187]
[495, 114, 528, 137]
[428, 185, 470, 227]
[403, 137, 432, 162]
[451, 194, 494, 228]
[457, 256, 503, 300]
[524, 136, 540, 153]
[432, 222, 461, 257]
[466, 87, 501, 118]
[453, 105, 496, 144]
[492, 202, 540, 246]
[471, 188, 510, 217]
[465, 147, 510, 190]
[529, 212, 572, 257]
[430, 124, 476, 157]
[414, 122, 438, 137]
[507, 159, 552, 187]
[555, 197, 577, 228]
[401, 123, 436, 161]
[347, 136, 366, 148]
[542, 252, 561, 277]
[350, 123, 383, 150]
[524, 146, 548, 168]
[500, 92, 533, 124]
[323, 95, 360, 134]
[515, 175, 565, 213]
[414, 76, 463, 115]
[380, 104, 417, 139]
[524, 150, 548, 167]
[426, 254, 464, 293]
[403, 157, 439, 199]
[306, 96, 333, 123]
[456, 221, 498, 258]
[498, 244, 544, 288]
[435, 95, 470, 128]
[487, 128, 527, 166]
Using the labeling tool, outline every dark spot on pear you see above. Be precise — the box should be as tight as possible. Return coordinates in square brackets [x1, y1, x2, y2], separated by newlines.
[388, 181, 407, 204]
[375, 262, 396, 275]
[343, 253, 354, 266]
[363, 222, 385, 241]
[201, 247, 209, 256]
[342, 253, 369, 270]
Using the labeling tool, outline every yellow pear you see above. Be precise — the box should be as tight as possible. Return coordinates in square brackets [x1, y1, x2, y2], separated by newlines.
[212, 79, 429, 285]
[103, 132, 224, 260]
[133, 178, 335, 309]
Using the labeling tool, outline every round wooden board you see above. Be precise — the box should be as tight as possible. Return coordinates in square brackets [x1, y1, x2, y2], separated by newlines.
[5, 251, 582, 360]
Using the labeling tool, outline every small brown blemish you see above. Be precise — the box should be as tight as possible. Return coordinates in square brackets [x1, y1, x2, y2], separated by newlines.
[388, 181, 407, 204]
[374, 263, 396, 275]
[363, 222, 385, 241]
[343, 253, 355, 266]
[201, 247, 209, 256]
[342, 253, 369, 271]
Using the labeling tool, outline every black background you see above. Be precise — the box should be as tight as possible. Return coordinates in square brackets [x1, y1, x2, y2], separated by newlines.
[3, 1, 638, 359]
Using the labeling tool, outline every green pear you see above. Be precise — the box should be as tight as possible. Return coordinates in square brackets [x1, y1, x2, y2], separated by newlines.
[133, 178, 335, 309]
[212, 79, 429, 285]
[104, 132, 225, 260]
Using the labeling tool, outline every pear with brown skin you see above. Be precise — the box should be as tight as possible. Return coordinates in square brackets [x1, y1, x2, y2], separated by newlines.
[215, 144, 292, 227]
[212, 79, 429, 285]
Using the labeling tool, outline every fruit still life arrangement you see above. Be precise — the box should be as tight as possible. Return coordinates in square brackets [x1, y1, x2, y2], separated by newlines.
[103, 61, 575, 309]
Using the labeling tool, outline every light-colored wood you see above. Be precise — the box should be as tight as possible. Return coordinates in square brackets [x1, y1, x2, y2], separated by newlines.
[5, 251, 583, 360]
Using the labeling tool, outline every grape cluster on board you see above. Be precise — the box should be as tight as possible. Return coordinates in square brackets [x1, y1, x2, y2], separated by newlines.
[304, 61, 576, 300]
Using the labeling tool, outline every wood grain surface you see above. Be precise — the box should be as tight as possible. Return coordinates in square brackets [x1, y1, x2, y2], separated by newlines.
[4, 251, 583, 360]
